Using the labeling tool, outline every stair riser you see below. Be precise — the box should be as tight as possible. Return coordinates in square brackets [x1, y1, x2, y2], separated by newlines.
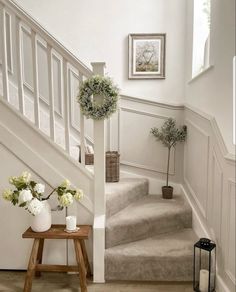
[106, 182, 148, 218]
[105, 256, 193, 281]
[106, 211, 192, 248]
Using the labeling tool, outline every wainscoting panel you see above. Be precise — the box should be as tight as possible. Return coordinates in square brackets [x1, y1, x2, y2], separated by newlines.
[184, 106, 235, 291]
[225, 179, 236, 286]
[119, 107, 175, 174]
[113, 95, 185, 180]
[184, 119, 209, 217]
[209, 149, 223, 244]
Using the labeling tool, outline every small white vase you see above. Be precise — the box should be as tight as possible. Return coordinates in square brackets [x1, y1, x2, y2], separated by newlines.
[31, 200, 52, 232]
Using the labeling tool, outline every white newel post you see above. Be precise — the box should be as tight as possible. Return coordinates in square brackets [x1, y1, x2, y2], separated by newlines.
[91, 62, 106, 283]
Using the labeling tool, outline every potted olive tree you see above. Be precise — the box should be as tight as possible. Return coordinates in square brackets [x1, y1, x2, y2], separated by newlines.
[151, 118, 187, 199]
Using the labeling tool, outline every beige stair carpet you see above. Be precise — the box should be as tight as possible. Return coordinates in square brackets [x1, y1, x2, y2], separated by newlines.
[105, 178, 197, 282]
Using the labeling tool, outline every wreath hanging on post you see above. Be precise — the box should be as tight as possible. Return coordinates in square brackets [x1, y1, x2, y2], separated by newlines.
[77, 75, 119, 120]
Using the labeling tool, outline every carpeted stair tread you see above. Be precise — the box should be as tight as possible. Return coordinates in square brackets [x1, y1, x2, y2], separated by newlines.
[105, 228, 197, 281]
[105, 178, 148, 218]
[106, 194, 192, 248]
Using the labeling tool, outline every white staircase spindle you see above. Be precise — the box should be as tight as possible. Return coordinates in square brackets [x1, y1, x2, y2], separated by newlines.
[31, 30, 40, 128]
[79, 73, 86, 166]
[47, 44, 55, 141]
[15, 16, 24, 114]
[80, 109, 86, 166]
[0, 4, 9, 101]
[63, 58, 70, 153]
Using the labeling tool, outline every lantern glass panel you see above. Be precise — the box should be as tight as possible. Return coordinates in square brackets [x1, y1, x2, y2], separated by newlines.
[194, 239, 216, 292]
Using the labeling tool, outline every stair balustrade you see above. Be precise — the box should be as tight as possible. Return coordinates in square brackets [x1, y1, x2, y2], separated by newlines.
[0, 0, 106, 282]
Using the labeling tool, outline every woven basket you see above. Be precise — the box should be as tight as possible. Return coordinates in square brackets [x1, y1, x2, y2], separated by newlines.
[85, 153, 94, 165]
[78, 147, 120, 182]
[106, 151, 120, 182]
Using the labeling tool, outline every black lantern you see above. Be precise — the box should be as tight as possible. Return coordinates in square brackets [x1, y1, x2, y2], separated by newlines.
[193, 238, 216, 292]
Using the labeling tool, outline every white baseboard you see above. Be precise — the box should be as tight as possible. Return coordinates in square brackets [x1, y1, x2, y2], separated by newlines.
[180, 184, 210, 238]
[216, 275, 231, 292]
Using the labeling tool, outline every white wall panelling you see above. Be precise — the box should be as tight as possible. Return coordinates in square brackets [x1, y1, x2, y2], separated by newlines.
[225, 179, 236, 286]
[113, 95, 185, 182]
[208, 149, 223, 245]
[184, 119, 210, 218]
[183, 106, 235, 292]
[119, 106, 175, 175]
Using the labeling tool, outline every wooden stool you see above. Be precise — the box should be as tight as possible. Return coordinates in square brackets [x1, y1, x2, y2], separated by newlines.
[22, 224, 92, 292]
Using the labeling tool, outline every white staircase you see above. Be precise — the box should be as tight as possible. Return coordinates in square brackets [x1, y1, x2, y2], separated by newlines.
[0, 0, 106, 282]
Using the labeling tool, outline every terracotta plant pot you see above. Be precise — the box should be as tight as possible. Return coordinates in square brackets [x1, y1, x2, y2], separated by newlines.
[162, 186, 173, 199]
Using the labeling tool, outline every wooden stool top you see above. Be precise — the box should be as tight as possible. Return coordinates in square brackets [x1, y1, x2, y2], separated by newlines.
[22, 224, 92, 239]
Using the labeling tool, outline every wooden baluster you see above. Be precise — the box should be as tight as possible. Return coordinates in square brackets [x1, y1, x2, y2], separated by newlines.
[31, 29, 40, 128]
[47, 44, 55, 141]
[79, 73, 86, 165]
[63, 58, 70, 153]
[15, 16, 25, 114]
[0, 4, 9, 101]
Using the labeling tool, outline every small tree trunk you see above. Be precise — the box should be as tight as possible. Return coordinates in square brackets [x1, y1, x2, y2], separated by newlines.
[166, 147, 171, 186]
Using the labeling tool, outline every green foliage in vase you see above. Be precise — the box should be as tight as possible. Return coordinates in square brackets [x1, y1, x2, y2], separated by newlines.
[150, 118, 187, 187]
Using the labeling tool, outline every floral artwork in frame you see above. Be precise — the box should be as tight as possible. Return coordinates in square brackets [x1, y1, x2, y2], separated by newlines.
[128, 33, 166, 79]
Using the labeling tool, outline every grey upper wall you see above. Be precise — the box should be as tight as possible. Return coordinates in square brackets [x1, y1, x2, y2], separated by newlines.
[14, 0, 187, 104]
[185, 0, 235, 153]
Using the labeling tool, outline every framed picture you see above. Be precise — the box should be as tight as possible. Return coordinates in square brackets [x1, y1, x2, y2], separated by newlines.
[128, 33, 166, 79]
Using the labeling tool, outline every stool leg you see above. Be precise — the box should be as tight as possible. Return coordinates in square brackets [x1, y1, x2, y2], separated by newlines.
[80, 239, 92, 277]
[35, 239, 44, 277]
[74, 239, 88, 292]
[24, 238, 40, 292]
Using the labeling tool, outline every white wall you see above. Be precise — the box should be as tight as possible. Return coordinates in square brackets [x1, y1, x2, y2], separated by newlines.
[185, 0, 235, 154]
[14, 0, 186, 104]
[0, 143, 67, 269]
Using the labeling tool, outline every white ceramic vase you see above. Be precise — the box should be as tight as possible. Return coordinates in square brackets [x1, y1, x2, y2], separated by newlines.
[31, 200, 52, 232]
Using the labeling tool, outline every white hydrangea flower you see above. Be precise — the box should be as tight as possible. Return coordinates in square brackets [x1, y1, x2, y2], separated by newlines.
[18, 189, 33, 205]
[21, 171, 31, 183]
[35, 183, 45, 194]
[59, 193, 73, 207]
[74, 189, 83, 201]
[60, 179, 71, 188]
[27, 198, 43, 215]
[2, 189, 13, 201]
[9, 176, 16, 184]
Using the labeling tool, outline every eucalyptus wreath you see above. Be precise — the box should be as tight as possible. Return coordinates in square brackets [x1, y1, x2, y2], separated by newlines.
[77, 75, 119, 120]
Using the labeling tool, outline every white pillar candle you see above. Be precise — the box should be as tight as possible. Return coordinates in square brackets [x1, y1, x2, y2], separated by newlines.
[199, 269, 209, 291]
[66, 216, 77, 231]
